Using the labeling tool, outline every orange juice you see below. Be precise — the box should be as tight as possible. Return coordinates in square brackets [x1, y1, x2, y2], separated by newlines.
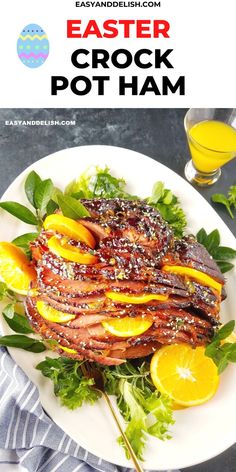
[188, 120, 236, 173]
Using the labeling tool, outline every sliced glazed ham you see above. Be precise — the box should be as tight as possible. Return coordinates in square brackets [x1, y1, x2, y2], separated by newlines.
[25, 198, 225, 365]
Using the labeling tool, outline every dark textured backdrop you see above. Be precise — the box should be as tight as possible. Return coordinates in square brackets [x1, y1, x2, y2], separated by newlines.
[0, 108, 235, 472]
[0, 109, 235, 235]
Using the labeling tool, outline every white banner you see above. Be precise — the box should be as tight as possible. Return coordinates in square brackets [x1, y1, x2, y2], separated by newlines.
[0, 0, 235, 108]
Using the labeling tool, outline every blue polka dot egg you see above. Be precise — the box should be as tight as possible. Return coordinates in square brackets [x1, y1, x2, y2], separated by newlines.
[17, 23, 49, 68]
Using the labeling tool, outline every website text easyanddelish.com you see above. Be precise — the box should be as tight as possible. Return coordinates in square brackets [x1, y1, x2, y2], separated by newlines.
[75, 1, 161, 7]
[4, 121, 76, 126]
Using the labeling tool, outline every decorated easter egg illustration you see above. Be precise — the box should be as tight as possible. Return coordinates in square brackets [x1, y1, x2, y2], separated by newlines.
[17, 24, 49, 68]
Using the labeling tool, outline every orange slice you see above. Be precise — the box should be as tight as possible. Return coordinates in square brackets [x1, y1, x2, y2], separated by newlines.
[150, 344, 219, 407]
[47, 236, 98, 264]
[102, 316, 153, 337]
[162, 265, 222, 293]
[105, 292, 169, 304]
[43, 214, 96, 249]
[59, 345, 77, 354]
[0, 242, 36, 295]
[36, 300, 75, 323]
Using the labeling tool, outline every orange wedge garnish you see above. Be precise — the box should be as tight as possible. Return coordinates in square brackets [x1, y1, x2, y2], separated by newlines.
[48, 236, 98, 264]
[150, 344, 219, 407]
[162, 265, 222, 293]
[102, 316, 153, 337]
[0, 242, 36, 295]
[44, 214, 96, 249]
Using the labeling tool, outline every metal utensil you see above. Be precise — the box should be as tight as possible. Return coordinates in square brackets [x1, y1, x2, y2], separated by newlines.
[81, 362, 144, 472]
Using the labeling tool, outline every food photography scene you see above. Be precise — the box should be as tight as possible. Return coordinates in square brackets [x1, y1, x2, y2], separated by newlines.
[0, 108, 235, 472]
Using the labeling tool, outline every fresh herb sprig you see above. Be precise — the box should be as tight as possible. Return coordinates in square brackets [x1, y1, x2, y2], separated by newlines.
[0, 171, 55, 229]
[65, 166, 134, 200]
[0, 171, 52, 232]
[0, 201, 38, 225]
[103, 361, 174, 460]
[36, 357, 101, 409]
[211, 185, 236, 219]
[0, 171, 89, 257]
[2, 303, 33, 334]
[197, 228, 236, 273]
[147, 181, 187, 238]
[0, 335, 46, 353]
[36, 357, 174, 460]
[205, 321, 236, 374]
[57, 194, 90, 219]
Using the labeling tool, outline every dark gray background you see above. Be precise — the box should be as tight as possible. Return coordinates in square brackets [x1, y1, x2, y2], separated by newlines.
[0, 109, 235, 235]
[0, 108, 235, 472]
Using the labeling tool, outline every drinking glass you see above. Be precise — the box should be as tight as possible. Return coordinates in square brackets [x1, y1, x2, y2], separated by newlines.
[184, 108, 236, 186]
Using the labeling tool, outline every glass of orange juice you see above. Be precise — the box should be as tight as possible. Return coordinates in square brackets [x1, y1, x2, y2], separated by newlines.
[184, 108, 236, 186]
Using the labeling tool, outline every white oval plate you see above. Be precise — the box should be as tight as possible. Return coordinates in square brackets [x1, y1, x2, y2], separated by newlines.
[0, 145, 236, 470]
